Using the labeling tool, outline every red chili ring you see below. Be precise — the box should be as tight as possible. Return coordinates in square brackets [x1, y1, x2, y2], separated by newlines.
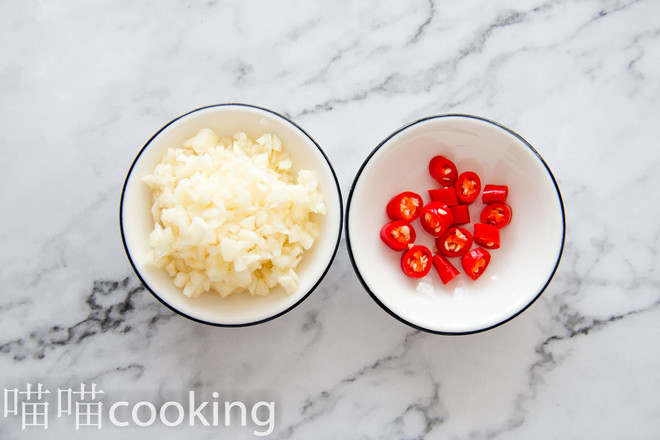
[380, 220, 416, 251]
[480, 203, 512, 229]
[461, 247, 491, 280]
[401, 245, 433, 278]
[429, 155, 458, 187]
[437, 226, 473, 257]
[473, 223, 500, 249]
[482, 184, 508, 204]
[419, 202, 454, 237]
[428, 187, 459, 206]
[432, 254, 460, 285]
[386, 191, 423, 222]
[455, 171, 481, 204]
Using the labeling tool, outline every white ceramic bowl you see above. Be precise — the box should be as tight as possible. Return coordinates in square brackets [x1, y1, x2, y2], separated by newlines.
[346, 114, 565, 335]
[120, 104, 343, 326]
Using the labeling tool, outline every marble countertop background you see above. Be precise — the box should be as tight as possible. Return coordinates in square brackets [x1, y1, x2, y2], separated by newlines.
[2, 0, 659, 438]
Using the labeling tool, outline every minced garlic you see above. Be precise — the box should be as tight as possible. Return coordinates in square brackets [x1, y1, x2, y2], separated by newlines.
[143, 128, 326, 298]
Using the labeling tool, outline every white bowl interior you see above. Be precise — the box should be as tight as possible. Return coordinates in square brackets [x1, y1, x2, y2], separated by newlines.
[348, 115, 564, 334]
[121, 104, 342, 325]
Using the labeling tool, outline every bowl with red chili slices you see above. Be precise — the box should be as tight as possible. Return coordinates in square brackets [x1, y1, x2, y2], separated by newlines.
[346, 114, 565, 335]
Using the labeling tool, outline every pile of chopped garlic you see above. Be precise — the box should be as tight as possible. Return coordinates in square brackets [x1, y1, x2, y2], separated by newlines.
[142, 128, 326, 298]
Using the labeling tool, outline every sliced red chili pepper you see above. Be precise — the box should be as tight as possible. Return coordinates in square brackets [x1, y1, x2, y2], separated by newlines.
[432, 254, 460, 285]
[429, 155, 458, 187]
[437, 226, 473, 257]
[455, 171, 481, 204]
[401, 245, 432, 278]
[482, 184, 508, 204]
[428, 188, 459, 206]
[449, 204, 470, 225]
[480, 202, 512, 229]
[419, 201, 453, 237]
[386, 191, 423, 222]
[472, 223, 500, 249]
[461, 247, 491, 280]
[380, 221, 416, 251]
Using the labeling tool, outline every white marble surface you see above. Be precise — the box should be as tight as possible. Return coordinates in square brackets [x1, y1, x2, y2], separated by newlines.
[2, 0, 660, 438]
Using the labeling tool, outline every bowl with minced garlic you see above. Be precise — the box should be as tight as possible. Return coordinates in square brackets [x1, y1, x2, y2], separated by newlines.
[120, 104, 343, 326]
